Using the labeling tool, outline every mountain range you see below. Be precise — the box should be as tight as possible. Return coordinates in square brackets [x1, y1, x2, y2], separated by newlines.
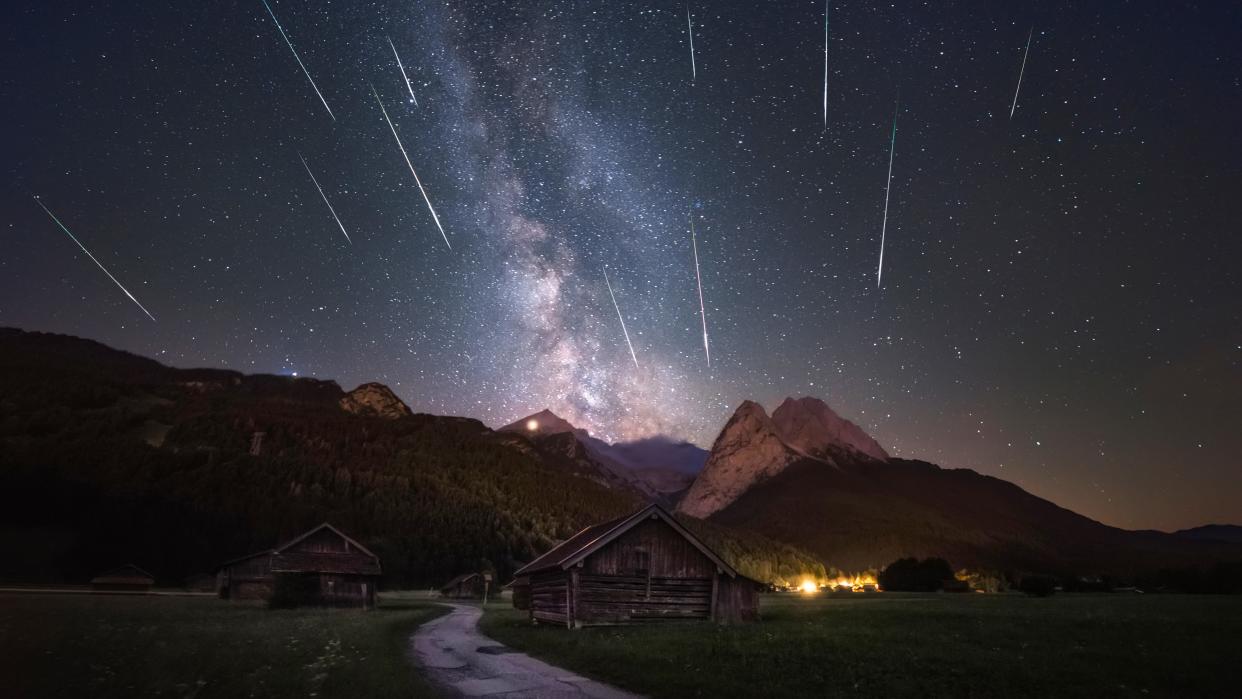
[678, 397, 1242, 575]
[0, 327, 1237, 587]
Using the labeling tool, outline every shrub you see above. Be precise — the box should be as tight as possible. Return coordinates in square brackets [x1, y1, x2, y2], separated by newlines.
[879, 557, 956, 591]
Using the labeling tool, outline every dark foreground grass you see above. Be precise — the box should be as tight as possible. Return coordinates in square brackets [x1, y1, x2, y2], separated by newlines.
[481, 593, 1242, 698]
[0, 591, 447, 698]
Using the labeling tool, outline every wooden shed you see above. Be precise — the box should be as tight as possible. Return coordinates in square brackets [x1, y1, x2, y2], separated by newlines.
[512, 503, 761, 627]
[91, 564, 155, 592]
[440, 572, 490, 599]
[216, 523, 381, 608]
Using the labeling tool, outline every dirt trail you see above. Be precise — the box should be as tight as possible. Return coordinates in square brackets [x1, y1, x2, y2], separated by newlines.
[411, 603, 642, 698]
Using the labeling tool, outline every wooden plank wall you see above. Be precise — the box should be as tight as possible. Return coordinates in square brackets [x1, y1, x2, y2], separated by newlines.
[574, 516, 717, 625]
[530, 571, 569, 625]
[581, 518, 716, 578]
[575, 573, 711, 623]
[291, 529, 350, 553]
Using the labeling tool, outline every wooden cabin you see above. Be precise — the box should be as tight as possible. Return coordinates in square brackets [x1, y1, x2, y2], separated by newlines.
[216, 523, 381, 608]
[90, 564, 154, 592]
[440, 572, 490, 599]
[511, 503, 760, 627]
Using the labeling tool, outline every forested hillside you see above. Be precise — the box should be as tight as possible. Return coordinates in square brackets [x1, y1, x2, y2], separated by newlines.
[0, 329, 822, 588]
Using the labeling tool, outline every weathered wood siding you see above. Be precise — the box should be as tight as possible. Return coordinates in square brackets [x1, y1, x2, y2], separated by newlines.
[289, 528, 353, 553]
[314, 573, 374, 607]
[575, 574, 711, 623]
[714, 574, 761, 623]
[511, 576, 531, 610]
[574, 517, 716, 625]
[530, 570, 570, 625]
[220, 554, 272, 600]
[581, 518, 717, 578]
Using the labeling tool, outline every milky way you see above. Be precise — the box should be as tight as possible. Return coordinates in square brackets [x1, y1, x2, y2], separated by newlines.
[4, 1, 1241, 531]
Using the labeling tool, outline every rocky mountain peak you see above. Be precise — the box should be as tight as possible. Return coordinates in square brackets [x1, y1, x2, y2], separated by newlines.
[771, 396, 889, 461]
[339, 383, 412, 420]
[677, 400, 800, 518]
[499, 409, 580, 436]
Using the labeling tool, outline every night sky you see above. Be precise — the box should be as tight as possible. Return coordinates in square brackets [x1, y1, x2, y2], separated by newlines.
[3, 1, 1239, 531]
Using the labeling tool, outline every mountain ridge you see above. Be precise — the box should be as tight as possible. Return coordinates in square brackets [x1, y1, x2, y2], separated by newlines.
[683, 398, 1242, 574]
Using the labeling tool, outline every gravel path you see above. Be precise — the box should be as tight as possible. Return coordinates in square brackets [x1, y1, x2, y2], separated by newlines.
[411, 604, 642, 698]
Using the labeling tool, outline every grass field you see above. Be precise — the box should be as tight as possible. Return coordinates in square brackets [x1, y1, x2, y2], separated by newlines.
[0, 591, 446, 698]
[481, 592, 1242, 698]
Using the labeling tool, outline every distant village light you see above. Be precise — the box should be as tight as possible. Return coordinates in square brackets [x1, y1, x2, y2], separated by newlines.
[800, 580, 818, 593]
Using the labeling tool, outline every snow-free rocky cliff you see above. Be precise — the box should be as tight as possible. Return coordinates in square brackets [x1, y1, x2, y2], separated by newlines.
[678, 397, 887, 518]
[339, 382, 413, 419]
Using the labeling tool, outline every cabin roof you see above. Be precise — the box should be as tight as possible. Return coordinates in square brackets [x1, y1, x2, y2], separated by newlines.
[218, 523, 380, 574]
[273, 522, 379, 559]
[91, 564, 155, 584]
[219, 548, 274, 569]
[512, 502, 739, 578]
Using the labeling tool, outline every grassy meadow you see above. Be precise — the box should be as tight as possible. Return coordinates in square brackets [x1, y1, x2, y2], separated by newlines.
[481, 592, 1242, 698]
[0, 591, 446, 699]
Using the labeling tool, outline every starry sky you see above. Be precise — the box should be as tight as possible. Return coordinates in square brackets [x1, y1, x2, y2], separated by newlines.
[2, 1, 1240, 531]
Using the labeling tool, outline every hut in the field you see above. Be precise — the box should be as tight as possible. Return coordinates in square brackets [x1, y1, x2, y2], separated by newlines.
[216, 523, 381, 608]
[511, 503, 761, 627]
[440, 572, 491, 599]
[90, 564, 155, 592]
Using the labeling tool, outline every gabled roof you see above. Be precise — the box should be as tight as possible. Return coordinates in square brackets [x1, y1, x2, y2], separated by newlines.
[273, 522, 379, 560]
[91, 564, 155, 584]
[219, 523, 380, 574]
[512, 503, 739, 578]
[219, 548, 274, 569]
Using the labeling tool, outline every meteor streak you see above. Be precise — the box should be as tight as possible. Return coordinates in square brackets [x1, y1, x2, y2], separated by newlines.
[32, 196, 156, 322]
[386, 35, 419, 106]
[603, 268, 639, 370]
[686, 4, 696, 81]
[259, 0, 335, 121]
[298, 153, 351, 244]
[822, 0, 829, 128]
[690, 216, 711, 367]
[876, 100, 898, 289]
[1010, 27, 1033, 119]
[369, 83, 451, 250]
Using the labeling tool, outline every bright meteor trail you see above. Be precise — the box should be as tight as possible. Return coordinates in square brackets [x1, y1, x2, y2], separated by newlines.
[259, 0, 334, 122]
[387, 35, 419, 106]
[876, 100, 898, 289]
[686, 4, 697, 81]
[690, 216, 710, 367]
[822, 0, 829, 128]
[370, 84, 451, 250]
[603, 268, 639, 370]
[33, 197, 155, 322]
[298, 153, 351, 245]
[1010, 27, 1033, 119]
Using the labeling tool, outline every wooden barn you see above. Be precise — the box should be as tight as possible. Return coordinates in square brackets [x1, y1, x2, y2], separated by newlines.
[440, 572, 491, 599]
[511, 503, 761, 627]
[216, 523, 381, 608]
[90, 564, 154, 592]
